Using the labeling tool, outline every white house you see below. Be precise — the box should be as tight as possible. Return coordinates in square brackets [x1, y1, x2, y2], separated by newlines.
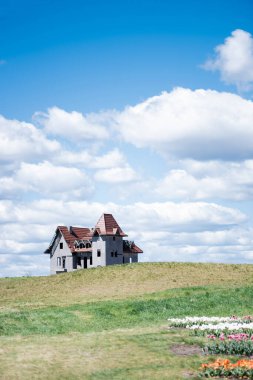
[44, 213, 143, 274]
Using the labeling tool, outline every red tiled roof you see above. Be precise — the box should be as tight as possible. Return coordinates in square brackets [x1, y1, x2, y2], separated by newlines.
[95, 213, 127, 236]
[123, 241, 143, 254]
[58, 226, 92, 252]
[70, 226, 92, 240]
[44, 214, 143, 255]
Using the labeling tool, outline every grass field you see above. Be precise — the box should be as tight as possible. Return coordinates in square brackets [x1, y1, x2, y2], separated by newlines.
[0, 262, 253, 379]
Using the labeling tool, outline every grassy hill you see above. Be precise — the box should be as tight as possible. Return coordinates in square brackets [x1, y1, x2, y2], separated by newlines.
[0, 262, 253, 379]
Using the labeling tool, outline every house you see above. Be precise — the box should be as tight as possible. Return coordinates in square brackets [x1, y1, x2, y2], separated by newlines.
[44, 213, 143, 274]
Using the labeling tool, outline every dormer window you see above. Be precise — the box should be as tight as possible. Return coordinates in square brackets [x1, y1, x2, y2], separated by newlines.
[60, 242, 63, 249]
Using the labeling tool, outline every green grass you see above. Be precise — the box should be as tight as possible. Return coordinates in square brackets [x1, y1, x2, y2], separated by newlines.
[1, 262, 253, 309]
[0, 262, 252, 379]
[0, 285, 252, 336]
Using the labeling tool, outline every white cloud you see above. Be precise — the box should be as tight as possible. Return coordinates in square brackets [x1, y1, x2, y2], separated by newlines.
[203, 29, 253, 91]
[0, 199, 245, 232]
[140, 241, 253, 264]
[0, 223, 53, 243]
[114, 88, 253, 160]
[120, 201, 246, 232]
[54, 148, 126, 169]
[0, 115, 60, 163]
[1, 87, 253, 277]
[0, 199, 249, 276]
[94, 165, 137, 183]
[0, 161, 94, 200]
[0, 254, 49, 277]
[54, 147, 137, 184]
[156, 160, 253, 201]
[35, 106, 109, 141]
[90, 149, 126, 169]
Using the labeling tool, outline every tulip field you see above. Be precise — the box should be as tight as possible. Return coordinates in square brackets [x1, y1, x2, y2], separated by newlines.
[168, 316, 253, 378]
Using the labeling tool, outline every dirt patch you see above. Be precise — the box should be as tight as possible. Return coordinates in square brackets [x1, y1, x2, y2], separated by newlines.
[170, 343, 203, 356]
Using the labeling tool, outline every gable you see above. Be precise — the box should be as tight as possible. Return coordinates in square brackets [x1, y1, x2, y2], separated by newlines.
[95, 214, 127, 236]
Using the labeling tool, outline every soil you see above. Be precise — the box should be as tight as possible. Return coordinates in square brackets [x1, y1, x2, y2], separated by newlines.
[170, 343, 203, 356]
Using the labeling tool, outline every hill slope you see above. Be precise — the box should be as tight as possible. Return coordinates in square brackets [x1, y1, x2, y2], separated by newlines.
[1, 262, 252, 309]
[0, 262, 253, 380]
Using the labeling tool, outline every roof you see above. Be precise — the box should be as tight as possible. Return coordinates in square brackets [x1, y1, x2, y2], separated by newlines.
[95, 213, 127, 237]
[44, 225, 92, 254]
[70, 226, 92, 240]
[44, 214, 143, 255]
[123, 240, 143, 254]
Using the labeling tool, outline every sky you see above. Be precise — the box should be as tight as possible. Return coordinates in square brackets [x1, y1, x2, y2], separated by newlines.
[1, 0, 253, 277]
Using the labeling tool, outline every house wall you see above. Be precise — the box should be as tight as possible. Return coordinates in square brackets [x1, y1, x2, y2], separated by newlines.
[91, 236, 106, 267]
[105, 236, 124, 266]
[74, 253, 93, 270]
[91, 235, 124, 267]
[50, 234, 73, 274]
[50, 232, 139, 274]
[123, 253, 138, 264]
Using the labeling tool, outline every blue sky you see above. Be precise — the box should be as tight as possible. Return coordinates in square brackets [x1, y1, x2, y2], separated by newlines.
[1, 0, 253, 276]
[1, 0, 252, 118]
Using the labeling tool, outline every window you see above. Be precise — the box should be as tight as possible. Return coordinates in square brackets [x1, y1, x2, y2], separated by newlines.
[77, 257, 81, 266]
[62, 258, 66, 269]
[57, 257, 61, 266]
[60, 242, 63, 249]
[97, 249, 101, 257]
[111, 251, 114, 257]
[113, 236, 116, 241]
[90, 256, 92, 265]
[115, 251, 118, 257]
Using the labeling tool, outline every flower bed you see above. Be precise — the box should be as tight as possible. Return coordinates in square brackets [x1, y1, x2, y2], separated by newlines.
[167, 316, 253, 378]
[204, 340, 253, 356]
[188, 323, 253, 337]
[167, 316, 232, 328]
[204, 333, 253, 356]
[199, 358, 253, 378]
[167, 316, 253, 328]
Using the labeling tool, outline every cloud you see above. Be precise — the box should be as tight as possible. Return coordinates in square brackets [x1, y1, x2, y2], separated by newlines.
[1, 85, 253, 276]
[120, 201, 246, 232]
[156, 160, 253, 201]
[0, 161, 94, 200]
[0, 115, 60, 164]
[34, 106, 109, 141]
[0, 199, 248, 276]
[94, 165, 137, 183]
[0, 199, 245, 232]
[0, 254, 49, 277]
[114, 88, 253, 160]
[54, 148, 127, 169]
[54, 147, 137, 184]
[203, 29, 253, 91]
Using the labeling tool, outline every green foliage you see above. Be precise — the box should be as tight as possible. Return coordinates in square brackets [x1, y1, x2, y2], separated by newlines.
[0, 285, 252, 336]
[199, 359, 253, 379]
[204, 340, 253, 356]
